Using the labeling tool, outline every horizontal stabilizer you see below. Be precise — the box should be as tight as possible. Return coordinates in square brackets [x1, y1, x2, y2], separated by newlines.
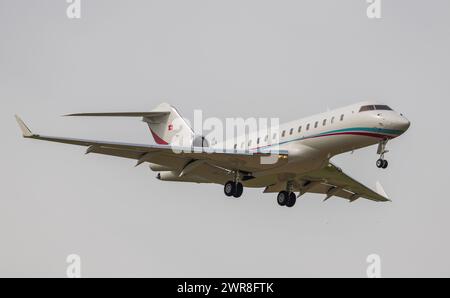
[65, 112, 170, 118]
[15, 115, 34, 137]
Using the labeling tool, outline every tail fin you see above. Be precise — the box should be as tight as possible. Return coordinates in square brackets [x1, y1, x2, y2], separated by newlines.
[65, 103, 194, 145]
[144, 103, 194, 146]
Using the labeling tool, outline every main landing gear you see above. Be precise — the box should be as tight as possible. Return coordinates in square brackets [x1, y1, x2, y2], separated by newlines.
[224, 181, 244, 198]
[277, 181, 297, 208]
[376, 139, 389, 169]
[277, 191, 297, 208]
[224, 171, 244, 198]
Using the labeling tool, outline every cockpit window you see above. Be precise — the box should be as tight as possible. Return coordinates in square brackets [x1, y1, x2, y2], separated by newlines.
[359, 105, 375, 112]
[359, 105, 393, 112]
[374, 105, 392, 111]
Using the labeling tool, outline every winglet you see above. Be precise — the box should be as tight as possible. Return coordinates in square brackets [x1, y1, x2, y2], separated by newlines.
[375, 181, 390, 201]
[14, 115, 34, 137]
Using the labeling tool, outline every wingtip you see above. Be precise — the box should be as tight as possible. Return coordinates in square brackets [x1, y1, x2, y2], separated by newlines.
[14, 115, 34, 137]
[375, 181, 390, 201]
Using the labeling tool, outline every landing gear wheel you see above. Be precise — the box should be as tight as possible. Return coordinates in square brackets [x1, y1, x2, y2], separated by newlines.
[224, 181, 236, 197]
[233, 183, 244, 198]
[286, 192, 297, 208]
[376, 159, 389, 169]
[376, 159, 384, 168]
[277, 191, 288, 206]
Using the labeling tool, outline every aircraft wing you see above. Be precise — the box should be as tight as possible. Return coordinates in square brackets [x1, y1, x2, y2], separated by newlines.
[301, 163, 389, 202]
[15, 116, 388, 202]
[264, 163, 389, 202]
[15, 116, 288, 173]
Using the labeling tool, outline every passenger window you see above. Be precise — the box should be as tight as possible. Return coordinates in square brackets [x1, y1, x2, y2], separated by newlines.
[306, 124, 310, 130]
[234, 144, 237, 150]
[340, 114, 344, 121]
[272, 133, 277, 140]
[290, 128, 293, 135]
[298, 126, 302, 133]
[331, 116, 335, 124]
[257, 138, 260, 144]
[282, 130, 286, 137]
[264, 135, 268, 142]
[248, 140, 252, 147]
[323, 119, 326, 126]
[314, 121, 318, 128]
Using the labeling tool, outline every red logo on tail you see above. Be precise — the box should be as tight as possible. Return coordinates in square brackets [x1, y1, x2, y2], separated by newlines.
[168, 124, 173, 131]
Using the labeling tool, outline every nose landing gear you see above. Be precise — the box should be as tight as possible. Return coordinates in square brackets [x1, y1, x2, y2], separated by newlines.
[376, 139, 389, 169]
[376, 158, 388, 169]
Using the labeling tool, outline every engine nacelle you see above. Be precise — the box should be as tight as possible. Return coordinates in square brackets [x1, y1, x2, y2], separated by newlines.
[149, 163, 176, 172]
[192, 135, 210, 148]
[156, 171, 179, 181]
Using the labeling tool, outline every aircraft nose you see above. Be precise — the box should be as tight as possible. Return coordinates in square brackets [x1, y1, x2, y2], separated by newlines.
[396, 115, 411, 132]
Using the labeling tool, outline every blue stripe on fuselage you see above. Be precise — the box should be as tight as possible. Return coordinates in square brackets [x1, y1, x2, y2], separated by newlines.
[253, 127, 402, 151]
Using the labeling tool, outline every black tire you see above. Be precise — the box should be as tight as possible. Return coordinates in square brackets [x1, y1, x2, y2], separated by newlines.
[277, 191, 288, 206]
[233, 183, 244, 198]
[286, 192, 297, 208]
[382, 160, 388, 169]
[376, 159, 384, 168]
[224, 181, 236, 197]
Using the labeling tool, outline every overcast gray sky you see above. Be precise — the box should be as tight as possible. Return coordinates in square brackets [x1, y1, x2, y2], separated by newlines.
[1, 0, 449, 277]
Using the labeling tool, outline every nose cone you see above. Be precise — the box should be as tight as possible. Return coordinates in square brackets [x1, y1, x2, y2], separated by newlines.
[395, 116, 411, 132]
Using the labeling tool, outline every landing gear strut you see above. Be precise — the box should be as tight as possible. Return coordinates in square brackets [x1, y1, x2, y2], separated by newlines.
[376, 139, 389, 169]
[277, 181, 297, 208]
[224, 171, 244, 198]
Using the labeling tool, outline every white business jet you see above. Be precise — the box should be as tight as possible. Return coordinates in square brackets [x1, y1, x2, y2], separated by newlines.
[15, 101, 410, 208]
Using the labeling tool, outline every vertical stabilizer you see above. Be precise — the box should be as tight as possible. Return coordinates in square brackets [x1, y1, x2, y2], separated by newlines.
[145, 103, 194, 146]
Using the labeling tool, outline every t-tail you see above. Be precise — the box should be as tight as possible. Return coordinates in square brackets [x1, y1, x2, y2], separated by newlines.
[144, 103, 194, 146]
[65, 103, 195, 146]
